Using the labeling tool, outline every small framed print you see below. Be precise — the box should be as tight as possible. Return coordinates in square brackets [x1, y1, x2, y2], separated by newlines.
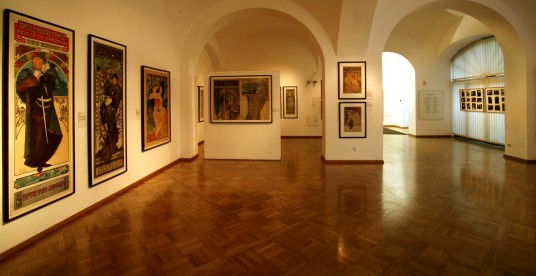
[339, 102, 366, 138]
[282, 86, 298, 119]
[198, 86, 204, 122]
[142, 66, 171, 151]
[338, 61, 366, 99]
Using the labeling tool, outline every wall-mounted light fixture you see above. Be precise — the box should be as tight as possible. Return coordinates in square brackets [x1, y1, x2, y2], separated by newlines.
[306, 72, 317, 87]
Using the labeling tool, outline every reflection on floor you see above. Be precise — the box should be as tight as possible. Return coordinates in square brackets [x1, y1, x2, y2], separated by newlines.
[1, 136, 535, 274]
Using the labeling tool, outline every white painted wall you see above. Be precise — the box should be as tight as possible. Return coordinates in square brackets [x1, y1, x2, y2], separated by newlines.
[0, 0, 179, 254]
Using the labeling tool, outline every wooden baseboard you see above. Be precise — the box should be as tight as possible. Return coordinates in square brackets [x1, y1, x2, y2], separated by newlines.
[281, 136, 322, 139]
[0, 157, 189, 262]
[408, 134, 452, 138]
[321, 155, 384, 164]
[504, 154, 536, 163]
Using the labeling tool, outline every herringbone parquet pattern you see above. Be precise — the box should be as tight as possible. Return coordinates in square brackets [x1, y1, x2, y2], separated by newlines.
[1, 136, 535, 275]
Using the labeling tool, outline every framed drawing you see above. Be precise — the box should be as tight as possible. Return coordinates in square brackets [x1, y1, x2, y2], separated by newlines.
[338, 61, 366, 99]
[3, 10, 75, 221]
[485, 87, 505, 113]
[459, 88, 484, 112]
[88, 35, 127, 186]
[282, 86, 298, 119]
[339, 102, 366, 138]
[198, 86, 204, 122]
[142, 66, 171, 151]
[210, 75, 272, 123]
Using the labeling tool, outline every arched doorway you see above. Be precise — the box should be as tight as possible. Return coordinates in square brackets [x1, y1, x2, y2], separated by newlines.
[382, 52, 415, 133]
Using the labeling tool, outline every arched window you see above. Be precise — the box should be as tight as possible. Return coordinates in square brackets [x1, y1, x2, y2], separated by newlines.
[451, 37, 504, 145]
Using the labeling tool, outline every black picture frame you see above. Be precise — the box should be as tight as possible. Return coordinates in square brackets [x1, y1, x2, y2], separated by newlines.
[198, 86, 204, 122]
[282, 86, 298, 119]
[141, 66, 171, 151]
[210, 75, 272, 123]
[339, 102, 366, 138]
[338, 61, 366, 100]
[88, 34, 127, 187]
[3, 10, 75, 222]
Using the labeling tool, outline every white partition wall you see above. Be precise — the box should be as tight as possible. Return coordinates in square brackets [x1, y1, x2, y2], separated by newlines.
[204, 71, 281, 160]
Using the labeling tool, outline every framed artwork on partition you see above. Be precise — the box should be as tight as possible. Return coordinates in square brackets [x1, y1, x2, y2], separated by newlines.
[198, 86, 204, 122]
[459, 88, 484, 112]
[339, 102, 366, 138]
[88, 35, 127, 187]
[210, 75, 272, 123]
[485, 87, 505, 113]
[142, 66, 171, 151]
[282, 86, 298, 119]
[338, 61, 366, 99]
[2, 10, 75, 222]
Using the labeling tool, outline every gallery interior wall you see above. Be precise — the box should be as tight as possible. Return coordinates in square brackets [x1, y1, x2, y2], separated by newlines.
[1, 0, 535, 258]
[0, 0, 181, 254]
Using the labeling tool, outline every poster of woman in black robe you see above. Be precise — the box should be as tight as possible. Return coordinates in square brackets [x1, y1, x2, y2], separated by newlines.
[88, 35, 127, 186]
[3, 10, 75, 222]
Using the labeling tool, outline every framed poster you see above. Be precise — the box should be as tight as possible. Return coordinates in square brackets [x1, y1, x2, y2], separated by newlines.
[485, 87, 505, 113]
[459, 88, 484, 112]
[198, 86, 204, 122]
[142, 66, 171, 151]
[282, 86, 298, 119]
[338, 61, 366, 99]
[339, 102, 366, 138]
[3, 10, 75, 221]
[210, 75, 272, 123]
[88, 35, 127, 186]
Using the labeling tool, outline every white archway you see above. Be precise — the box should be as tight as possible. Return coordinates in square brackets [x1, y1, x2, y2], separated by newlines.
[177, 1, 337, 159]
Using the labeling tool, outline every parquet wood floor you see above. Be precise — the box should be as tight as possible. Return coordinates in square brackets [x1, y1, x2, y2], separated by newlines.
[1, 136, 536, 275]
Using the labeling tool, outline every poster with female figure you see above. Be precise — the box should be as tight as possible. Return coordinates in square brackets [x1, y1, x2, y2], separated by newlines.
[142, 66, 171, 151]
[3, 10, 75, 221]
[88, 35, 127, 186]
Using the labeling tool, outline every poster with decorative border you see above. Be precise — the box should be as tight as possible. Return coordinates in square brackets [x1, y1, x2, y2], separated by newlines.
[88, 35, 127, 187]
[2, 10, 75, 222]
[210, 75, 272, 123]
[142, 66, 171, 151]
[459, 88, 484, 112]
[338, 61, 366, 99]
[282, 86, 298, 119]
[198, 86, 204, 122]
[485, 87, 505, 113]
[339, 102, 366, 138]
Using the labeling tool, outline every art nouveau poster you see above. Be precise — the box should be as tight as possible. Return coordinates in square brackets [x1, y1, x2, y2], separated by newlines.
[282, 86, 298, 119]
[3, 10, 75, 221]
[88, 35, 127, 186]
[142, 66, 171, 151]
[198, 86, 204, 122]
[339, 102, 366, 138]
[338, 61, 366, 99]
[210, 75, 272, 123]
